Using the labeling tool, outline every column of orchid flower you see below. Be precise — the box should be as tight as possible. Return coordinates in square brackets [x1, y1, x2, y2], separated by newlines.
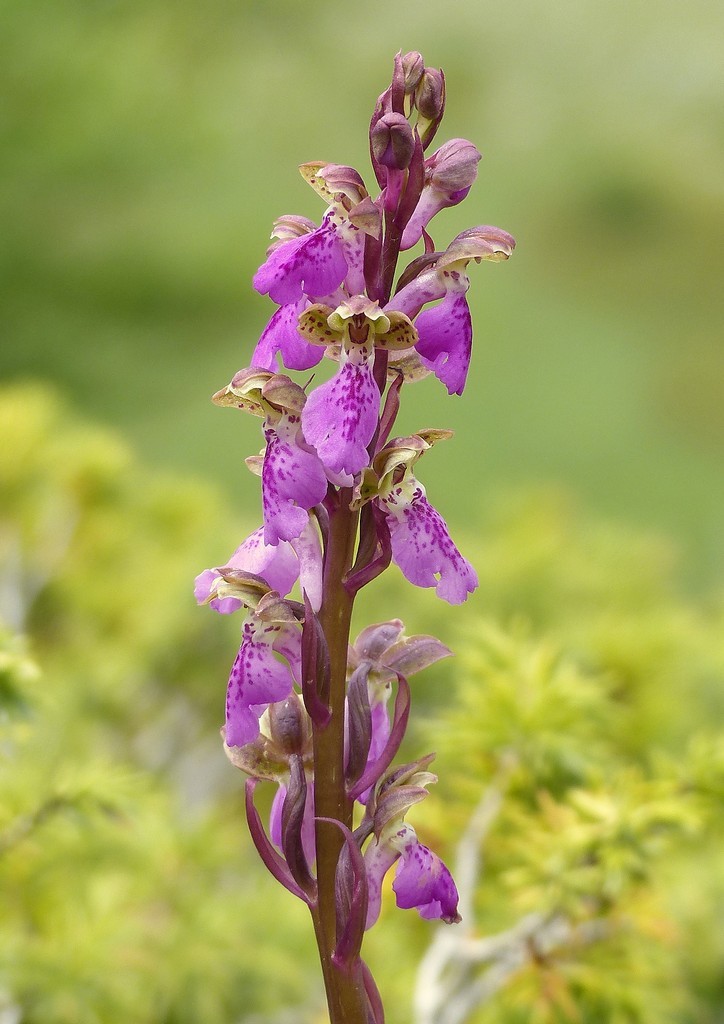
[196, 52, 514, 1024]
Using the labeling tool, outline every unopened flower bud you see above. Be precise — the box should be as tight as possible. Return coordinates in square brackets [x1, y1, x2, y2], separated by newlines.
[267, 694, 312, 757]
[370, 112, 416, 170]
[428, 138, 481, 195]
[415, 67, 445, 120]
[401, 51, 424, 94]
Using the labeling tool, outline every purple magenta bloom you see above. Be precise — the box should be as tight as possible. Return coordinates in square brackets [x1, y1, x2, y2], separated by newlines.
[302, 357, 380, 481]
[299, 298, 416, 481]
[380, 475, 478, 605]
[253, 215, 348, 305]
[389, 226, 515, 395]
[225, 605, 301, 748]
[413, 289, 472, 396]
[252, 300, 325, 373]
[364, 822, 459, 928]
[194, 521, 323, 613]
[262, 414, 328, 545]
[392, 826, 460, 922]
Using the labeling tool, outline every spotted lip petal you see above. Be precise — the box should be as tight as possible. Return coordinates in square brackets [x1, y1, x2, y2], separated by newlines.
[381, 481, 478, 604]
[363, 822, 460, 927]
[225, 621, 299, 748]
[261, 421, 328, 545]
[302, 359, 380, 480]
[392, 829, 460, 923]
[253, 216, 348, 305]
[223, 610, 301, 749]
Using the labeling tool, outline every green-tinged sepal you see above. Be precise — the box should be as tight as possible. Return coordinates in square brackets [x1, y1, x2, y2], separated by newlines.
[198, 569, 271, 611]
[298, 297, 417, 353]
[299, 162, 368, 209]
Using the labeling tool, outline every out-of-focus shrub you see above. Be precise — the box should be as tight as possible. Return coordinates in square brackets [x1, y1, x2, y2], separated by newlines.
[0, 384, 315, 1024]
[2, 387, 722, 1023]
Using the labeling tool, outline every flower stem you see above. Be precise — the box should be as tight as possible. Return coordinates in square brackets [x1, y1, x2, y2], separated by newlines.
[312, 488, 367, 1023]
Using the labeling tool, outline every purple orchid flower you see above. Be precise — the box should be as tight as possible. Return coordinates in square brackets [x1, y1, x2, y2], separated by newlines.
[212, 369, 328, 546]
[298, 297, 417, 480]
[364, 822, 459, 928]
[390, 226, 516, 395]
[194, 519, 323, 614]
[382, 478, 478, 604]
[253, 213, 348, 306]
[371, 432, 478, 604]
[225, 593, 302, 748]
[251, 300, 325, 373]
[261, 411, 328, 544]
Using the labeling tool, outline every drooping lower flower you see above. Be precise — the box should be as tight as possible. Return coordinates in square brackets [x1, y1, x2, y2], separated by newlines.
[390, 824, 460, 922]
[371, 432, 478, 604]
[194, 519, 323, 614]
[225, 592, 302, 748]
[363, 760, 459, 928]
[212, 369, 328, 546]
[389, 226, 516, 395]
[299, 297, 417, 480]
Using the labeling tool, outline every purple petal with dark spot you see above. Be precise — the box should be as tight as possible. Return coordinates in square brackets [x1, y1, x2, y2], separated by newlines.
[384, 490, 478, 604]
[393, 840, 460, 922]
[302, 362, 380, 478]
[253, 219, 348, 304]
[225, 627, 296, 746]
[262, 429, 329, 545]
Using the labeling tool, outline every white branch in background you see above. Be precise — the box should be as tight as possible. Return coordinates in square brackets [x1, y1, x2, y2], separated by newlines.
[413, 779, 610, 1024]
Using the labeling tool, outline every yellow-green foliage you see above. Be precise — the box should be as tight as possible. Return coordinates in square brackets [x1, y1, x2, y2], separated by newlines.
[0, 385, 314, 1024]
[364, 493, 724, 1024]
[1, 387, 723, 1024]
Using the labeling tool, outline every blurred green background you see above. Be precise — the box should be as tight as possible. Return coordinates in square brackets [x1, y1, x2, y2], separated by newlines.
[2, 0, 723, 579]
[2, 1, 724, 1022]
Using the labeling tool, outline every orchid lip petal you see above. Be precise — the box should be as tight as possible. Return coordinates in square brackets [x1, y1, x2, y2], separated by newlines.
[253, 216, 348, 304]
[302, 360, 380, 479]
[381, 479, 478, 604]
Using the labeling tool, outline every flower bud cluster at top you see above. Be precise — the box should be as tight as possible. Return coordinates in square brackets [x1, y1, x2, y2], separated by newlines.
[195, 51, 514, 1022]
